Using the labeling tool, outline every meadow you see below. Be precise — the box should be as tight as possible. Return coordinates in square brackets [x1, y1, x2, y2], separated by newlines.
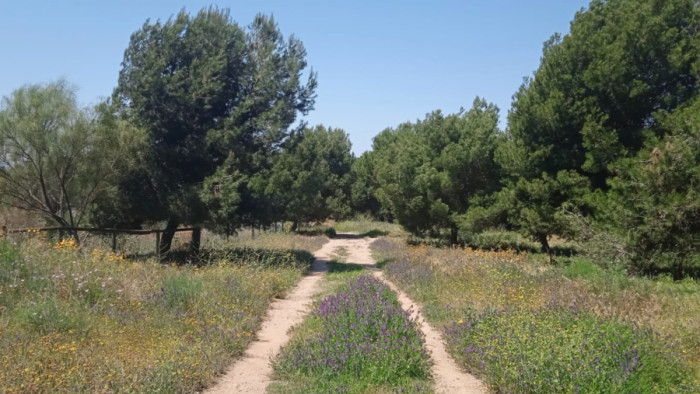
[0, 231, 324, 393]
[372, 238, 700, 392]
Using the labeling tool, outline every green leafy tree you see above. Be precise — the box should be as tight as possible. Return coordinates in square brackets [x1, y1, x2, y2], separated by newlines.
[496, 0, 700, 252]
[111, 8, 316, 253]
[349, 151, 386, 219]
[265, 125, 354, 229]
[372, 98, 501, 243]
[601, 99, 700, 277]
[0, 81, 120, 242]
[505, 0, 700, 188]
[504, 171, 590, 257]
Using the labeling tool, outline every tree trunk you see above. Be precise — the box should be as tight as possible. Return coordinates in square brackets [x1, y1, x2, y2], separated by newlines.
[291, 221, 298, 232]
[190, 227, 201, 255]
[450, 223, 459, 246]
[538, 234, 552, 263]
[159, 218, 179, 258]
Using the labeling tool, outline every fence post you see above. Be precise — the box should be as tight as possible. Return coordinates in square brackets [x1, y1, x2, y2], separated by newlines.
[156, 231, 161, 261]
[111, 232, 117, 252]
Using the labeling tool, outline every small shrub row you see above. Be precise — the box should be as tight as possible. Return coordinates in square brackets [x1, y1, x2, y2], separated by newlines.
[272, 274, 431, 392]
[203, 247, 314, 270]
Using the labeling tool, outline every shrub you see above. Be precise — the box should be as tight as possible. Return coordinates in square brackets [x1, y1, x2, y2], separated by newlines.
[204, 247, 314, 270]
[15, 299, 83, 334]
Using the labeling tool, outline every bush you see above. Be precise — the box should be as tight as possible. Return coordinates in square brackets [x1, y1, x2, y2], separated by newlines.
[160, 275, 203, 309]
[15, 299, 83, 334]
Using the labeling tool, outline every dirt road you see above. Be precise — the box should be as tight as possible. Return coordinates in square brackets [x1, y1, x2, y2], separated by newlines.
[205, 234, 486, 393]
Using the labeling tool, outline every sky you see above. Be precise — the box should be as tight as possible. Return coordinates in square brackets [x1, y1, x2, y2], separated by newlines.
[0, 0, 590, 155]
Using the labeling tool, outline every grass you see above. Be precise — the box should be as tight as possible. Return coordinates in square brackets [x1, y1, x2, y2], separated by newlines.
[331, 216, 406, 238]
[270, 271, 432, 393]
[295, 224, 337, 238]
[0, 231, 323, 393]
[373, 237, 699, 392]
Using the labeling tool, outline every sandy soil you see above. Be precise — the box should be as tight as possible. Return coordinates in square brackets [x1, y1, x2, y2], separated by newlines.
[204, 234, 486, 393]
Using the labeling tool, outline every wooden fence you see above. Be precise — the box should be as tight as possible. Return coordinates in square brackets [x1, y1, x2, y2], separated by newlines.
[0, 225, 200, 260]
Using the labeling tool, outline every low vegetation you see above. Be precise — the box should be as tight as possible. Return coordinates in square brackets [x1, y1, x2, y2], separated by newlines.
[271, 269, 431, 393]
[372, 237, 699, 392]
[0, 232, 321, 393]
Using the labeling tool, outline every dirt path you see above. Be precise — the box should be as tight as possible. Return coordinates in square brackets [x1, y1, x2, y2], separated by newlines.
[373, 272, 486, 394]
[204, 240, 337, 394]
[205, 234, 486, 393]
[341, 236, 487, 394]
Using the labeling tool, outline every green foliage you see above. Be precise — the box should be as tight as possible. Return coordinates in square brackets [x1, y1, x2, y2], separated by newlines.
[333, 216, 405, 237]
[160, 275, 203, 309]
[601, 98, 700, 278]
[505, 0, 700, 186]
[107, 8, 316, 250]
[265, 125, 354, 225]
[503, 170, 590, 253]
[295, 224, 336, 238]
[370, 98, 501, 243]
[490, 0, 700, 263]
[349, 152, 385, 219]
[15, 298, 83, 334]
[563, 257, 604, 279]
[204, 246, 315, 271]
[0, 81, 120, 236]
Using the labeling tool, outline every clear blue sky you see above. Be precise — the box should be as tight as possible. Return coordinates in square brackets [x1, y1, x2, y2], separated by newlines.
[0, 1, 589, 155]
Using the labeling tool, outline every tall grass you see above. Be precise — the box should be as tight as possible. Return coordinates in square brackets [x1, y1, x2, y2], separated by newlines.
[373, 238, 699, 392]
[0, 233, 319, 393]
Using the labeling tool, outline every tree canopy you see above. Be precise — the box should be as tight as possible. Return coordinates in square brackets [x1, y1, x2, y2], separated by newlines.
[107, 8, 316, 252]
[0, 81, 119, 241]
[369, 98, 501, 243]
[504, 0, 700, 187]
